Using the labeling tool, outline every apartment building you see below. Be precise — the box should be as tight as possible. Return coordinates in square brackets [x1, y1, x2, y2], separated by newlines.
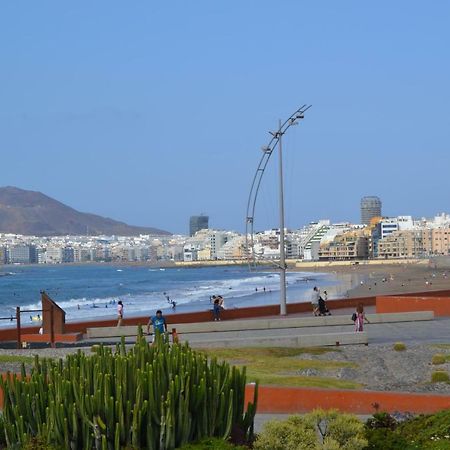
[8, 245, 37, 264]
[319, 232, 369, 260]
[422, 228, 450, 255]
[377, 230, 424, 259]
[0, 247, 6, 264]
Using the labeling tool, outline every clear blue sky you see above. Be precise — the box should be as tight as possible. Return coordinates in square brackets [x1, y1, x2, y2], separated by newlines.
[1, 1, 449, 234]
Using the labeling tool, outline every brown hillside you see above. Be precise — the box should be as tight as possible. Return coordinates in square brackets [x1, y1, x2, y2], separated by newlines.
[0, 186, 170, 236]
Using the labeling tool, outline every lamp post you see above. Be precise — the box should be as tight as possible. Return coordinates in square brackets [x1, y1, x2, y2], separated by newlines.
[246, 105, 311, 316]
[277, 120, 287, 315]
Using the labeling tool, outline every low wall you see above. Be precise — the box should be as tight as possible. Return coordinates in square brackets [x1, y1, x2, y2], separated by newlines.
[245, 385, 450, 414]
[377, 296, 450, 317]
[188, 331, 368, 348]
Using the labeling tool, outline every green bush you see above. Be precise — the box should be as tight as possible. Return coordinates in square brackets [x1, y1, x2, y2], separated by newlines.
[395, 409, 450, 449]
[432, 354, 447, 365]
[0, 330, 258, 450]
[253, 409, 367, 450]
[431, 370, 450, 383]
[365, 409, 450, 450]
[178, 437, 247, 449]
[393, 342, 406, 351]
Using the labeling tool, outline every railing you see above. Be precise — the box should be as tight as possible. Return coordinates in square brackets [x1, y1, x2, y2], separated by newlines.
[15, 305, 56, 349]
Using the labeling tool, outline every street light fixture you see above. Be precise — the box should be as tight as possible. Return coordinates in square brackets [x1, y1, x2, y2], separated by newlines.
[246, 105, 311, 315]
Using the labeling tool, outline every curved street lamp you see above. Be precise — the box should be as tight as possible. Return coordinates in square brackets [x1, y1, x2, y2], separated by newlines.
[245, 105, 311, 315]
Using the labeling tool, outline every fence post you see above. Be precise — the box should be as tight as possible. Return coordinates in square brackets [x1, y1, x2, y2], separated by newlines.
[171, 328, 178, 344]
[16, 306, 21, 350]
[50, 305, 55, 348]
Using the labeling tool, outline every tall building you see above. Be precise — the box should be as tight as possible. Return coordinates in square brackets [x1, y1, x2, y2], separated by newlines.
[360, 196, 382, 225]
[189, 215, 209, 236]
[8, 245, 37, 264]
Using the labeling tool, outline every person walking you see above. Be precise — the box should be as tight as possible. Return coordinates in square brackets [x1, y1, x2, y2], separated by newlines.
[311, 286, 321, 316]
[213, 297, 221, 321]
[117, 300, 124, 326]
[353, 303, 370, 332]
[318, 290, 331, 316]
[147, 310, 168, 341]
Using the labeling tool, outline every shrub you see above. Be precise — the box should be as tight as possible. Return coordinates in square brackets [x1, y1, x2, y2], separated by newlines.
[431, 370, 450, 383]
[0, 330, 258, 450]
[365, 409, 450, 449]
[393, 342, 406, 351]
[395, 409, 450, 449]
[178, 437, 247, 449]
[254, 409, 367, 450]
[366, 412, 398, 431]
[363, 428, 409, 450]
[432, 354, 447, 365]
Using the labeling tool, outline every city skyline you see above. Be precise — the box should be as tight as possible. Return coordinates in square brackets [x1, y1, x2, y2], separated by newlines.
[1, 2, 449, 234]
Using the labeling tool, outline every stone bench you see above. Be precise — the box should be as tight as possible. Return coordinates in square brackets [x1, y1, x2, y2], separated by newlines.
[85, 311, 433, 339]
[187, 331, 368, 348]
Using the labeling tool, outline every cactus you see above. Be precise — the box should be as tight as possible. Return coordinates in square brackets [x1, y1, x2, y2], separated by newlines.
[0, 331, 258, 449]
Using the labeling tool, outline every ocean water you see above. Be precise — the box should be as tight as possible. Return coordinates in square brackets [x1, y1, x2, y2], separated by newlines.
[0, 264, 346, 326]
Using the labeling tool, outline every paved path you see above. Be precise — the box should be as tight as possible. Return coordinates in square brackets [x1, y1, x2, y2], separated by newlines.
[79, 315, 450, 348]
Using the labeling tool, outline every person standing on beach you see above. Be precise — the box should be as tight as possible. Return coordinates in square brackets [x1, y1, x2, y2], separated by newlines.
[117, 300, 124, 326]
[147, 310, 168, 341]
[353, 303, 369, 332]
[311, 286, 321, 316]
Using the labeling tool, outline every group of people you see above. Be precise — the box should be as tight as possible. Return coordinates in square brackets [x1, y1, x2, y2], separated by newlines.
[211, 295, 225, 321]
[311, 286, 332, 316]
[312, 286, 369, 331]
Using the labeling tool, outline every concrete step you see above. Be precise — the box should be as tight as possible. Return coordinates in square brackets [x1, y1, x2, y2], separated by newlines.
[187, 331, 368, 348]
[85, 311, 433, 339]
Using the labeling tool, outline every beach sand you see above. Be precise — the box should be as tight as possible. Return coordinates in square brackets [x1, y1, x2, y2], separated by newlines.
[292, 260, 450, 299]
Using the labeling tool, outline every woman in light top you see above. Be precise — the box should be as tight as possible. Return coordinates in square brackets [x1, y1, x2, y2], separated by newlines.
[117, 300, 124, 326]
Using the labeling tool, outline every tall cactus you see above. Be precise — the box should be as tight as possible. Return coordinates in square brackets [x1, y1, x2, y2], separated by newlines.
[0, 328, 257, 449]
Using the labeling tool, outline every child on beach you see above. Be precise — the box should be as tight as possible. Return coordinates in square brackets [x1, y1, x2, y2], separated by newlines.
[353, 303, 369, 332]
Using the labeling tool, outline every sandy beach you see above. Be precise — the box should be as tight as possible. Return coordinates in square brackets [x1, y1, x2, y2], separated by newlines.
[292, 260, 450, 299]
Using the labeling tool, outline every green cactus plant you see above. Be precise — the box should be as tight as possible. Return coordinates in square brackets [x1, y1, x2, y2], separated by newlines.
[0, 329, 257, 449]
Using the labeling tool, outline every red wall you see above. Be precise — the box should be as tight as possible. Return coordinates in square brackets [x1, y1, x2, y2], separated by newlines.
[377, 295, 450, 317]
[245, 385, 450, 414]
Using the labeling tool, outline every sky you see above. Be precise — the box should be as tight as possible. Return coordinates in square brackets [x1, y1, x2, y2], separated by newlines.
[1, 1, 449, 234]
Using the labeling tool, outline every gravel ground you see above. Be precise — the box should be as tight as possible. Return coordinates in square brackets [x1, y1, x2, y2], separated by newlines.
[297, 343, 450, 393]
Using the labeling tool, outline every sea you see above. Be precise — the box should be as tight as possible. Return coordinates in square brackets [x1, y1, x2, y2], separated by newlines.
[0, 264, 353, 327]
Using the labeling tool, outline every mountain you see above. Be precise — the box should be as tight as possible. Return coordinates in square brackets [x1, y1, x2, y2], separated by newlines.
[0, 187, 171, 236]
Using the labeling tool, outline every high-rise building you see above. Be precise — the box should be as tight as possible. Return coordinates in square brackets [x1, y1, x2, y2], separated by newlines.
[8, 245, 37, 264]
[360, 196, 382, 225]
[189, 215, 209, 236]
